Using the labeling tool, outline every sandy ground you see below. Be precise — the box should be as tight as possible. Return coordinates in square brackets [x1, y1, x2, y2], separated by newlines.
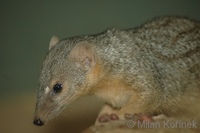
[1, 92, 200, 133]
[0, 92, 103, 133]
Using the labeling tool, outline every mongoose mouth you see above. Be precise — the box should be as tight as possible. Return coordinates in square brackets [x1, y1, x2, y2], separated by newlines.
[33, 118, 44, 126]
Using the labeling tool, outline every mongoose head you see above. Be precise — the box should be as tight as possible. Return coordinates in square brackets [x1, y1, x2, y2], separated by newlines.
[33, 36, 97, 126]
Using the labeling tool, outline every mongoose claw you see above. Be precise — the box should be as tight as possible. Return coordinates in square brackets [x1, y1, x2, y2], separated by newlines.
[98, 113, 119, 123]
[124, 113, 153, 122]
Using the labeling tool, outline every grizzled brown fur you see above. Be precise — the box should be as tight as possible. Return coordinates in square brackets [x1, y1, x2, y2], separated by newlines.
[33, 16, 200, 126]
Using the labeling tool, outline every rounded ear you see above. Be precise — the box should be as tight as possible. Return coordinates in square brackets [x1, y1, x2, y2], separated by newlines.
[49, 36, 59, 50]
[69, 42, 96, 69]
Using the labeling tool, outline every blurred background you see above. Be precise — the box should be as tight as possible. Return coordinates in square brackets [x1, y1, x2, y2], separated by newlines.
[0, 0, 200, 133]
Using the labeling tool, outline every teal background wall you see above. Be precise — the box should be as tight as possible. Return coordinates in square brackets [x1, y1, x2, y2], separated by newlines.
[1, 0, 200, 97]
[0, 0, 200, 133]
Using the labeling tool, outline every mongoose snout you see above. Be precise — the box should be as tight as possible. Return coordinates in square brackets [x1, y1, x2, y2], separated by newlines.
[33, 118, 44, 126]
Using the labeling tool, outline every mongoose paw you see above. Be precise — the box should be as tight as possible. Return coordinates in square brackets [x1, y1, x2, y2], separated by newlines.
[124, 113, 153, 122]
[98, 113, 119, 123]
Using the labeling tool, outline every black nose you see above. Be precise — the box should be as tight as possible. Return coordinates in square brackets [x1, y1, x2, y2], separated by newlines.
[33, 118, 44, 126]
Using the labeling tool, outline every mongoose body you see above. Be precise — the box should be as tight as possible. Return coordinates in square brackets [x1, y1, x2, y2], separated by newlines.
[33, 16, 200, 126]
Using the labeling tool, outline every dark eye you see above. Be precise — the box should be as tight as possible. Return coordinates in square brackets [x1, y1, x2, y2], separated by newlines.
[53, 84, 62, 93]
